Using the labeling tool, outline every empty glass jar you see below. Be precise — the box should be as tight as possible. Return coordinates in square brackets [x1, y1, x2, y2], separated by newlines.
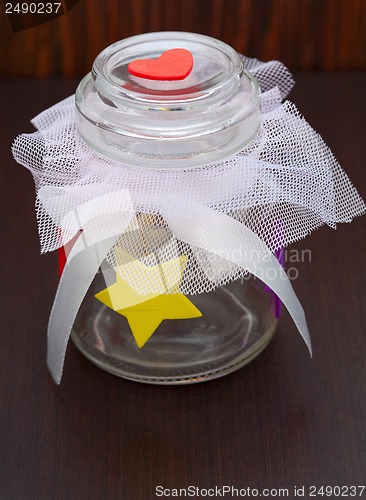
[70, 32, 278, 384]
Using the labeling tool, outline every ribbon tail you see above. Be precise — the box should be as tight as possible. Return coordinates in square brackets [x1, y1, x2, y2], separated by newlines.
[47, 191, 135, 384]
[164, 210, 312, 355]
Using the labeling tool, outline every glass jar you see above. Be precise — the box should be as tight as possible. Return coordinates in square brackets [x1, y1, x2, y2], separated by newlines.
[70, 32, 278, 384]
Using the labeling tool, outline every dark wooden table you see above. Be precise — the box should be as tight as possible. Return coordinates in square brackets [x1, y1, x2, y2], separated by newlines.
[1, 74, 365, 500]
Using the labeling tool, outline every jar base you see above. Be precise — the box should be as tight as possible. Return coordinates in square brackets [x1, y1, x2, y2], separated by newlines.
[71, 283, 277, 385]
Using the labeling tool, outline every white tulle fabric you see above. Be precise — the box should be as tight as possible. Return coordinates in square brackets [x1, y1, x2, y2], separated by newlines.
[12, 56, 365, 383]
[12, 56, 365, 295]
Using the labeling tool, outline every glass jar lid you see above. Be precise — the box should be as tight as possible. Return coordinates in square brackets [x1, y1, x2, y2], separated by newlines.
[75, 32, 260, 169]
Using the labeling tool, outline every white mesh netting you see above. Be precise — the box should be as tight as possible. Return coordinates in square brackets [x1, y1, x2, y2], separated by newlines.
[12, 57, 365, 295]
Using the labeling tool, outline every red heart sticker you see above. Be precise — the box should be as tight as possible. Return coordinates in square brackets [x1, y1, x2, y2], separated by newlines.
[128, 48, 193, 81]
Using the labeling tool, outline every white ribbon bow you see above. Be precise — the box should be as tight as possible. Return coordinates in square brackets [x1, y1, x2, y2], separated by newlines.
[39, 187, 312, 384]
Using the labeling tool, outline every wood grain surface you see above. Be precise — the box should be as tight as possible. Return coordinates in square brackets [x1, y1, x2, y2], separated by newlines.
[0, 73, 365, 499]
[1, 0, 366, 76]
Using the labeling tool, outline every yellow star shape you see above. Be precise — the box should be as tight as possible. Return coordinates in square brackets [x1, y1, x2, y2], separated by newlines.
[95, 252, 202, 347]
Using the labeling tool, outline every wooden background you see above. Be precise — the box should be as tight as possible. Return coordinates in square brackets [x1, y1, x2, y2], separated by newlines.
[1, 0, 366, 77]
